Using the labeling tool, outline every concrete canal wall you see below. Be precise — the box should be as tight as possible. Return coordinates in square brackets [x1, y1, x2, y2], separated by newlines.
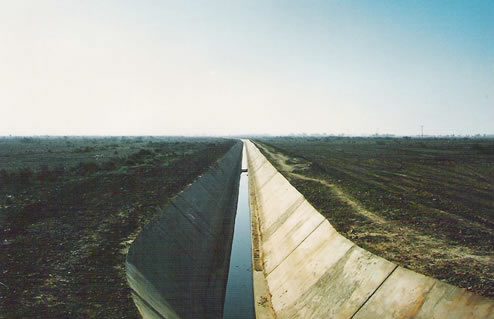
[245, 140, 494, 319]
[126, 141, 243, 319]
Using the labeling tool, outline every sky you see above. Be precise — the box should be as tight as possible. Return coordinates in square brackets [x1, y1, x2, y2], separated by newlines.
[1, 0, 493, 136]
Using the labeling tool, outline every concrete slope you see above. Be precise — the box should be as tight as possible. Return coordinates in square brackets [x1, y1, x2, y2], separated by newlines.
[126, 141, 243, 319]
[245, 140, 494, 319]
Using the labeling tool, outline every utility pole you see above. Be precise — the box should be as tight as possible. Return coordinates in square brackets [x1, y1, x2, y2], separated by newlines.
[421, 125, 424, 137]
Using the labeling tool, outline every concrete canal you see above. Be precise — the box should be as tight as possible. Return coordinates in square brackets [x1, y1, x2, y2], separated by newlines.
[223, 145, 255, 319]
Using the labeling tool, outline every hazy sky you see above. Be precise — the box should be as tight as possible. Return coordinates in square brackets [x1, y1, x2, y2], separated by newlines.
[1, 1, 493, 136]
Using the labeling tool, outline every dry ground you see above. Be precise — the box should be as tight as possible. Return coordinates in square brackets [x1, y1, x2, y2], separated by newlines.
[0, 137, 237, 318]
[254, 137, 494, 298]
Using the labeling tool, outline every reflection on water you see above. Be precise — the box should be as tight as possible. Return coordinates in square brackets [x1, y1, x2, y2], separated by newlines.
[223, 147, 254, 319]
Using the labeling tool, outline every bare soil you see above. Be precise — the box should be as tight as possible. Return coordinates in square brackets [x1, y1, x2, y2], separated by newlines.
[0, 136, 237, 318]
[254, 137, 494, 298]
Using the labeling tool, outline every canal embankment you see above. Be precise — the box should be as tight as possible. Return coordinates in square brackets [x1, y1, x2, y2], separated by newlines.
[245, 139, 494, 319]
[126, 141, 243, 319]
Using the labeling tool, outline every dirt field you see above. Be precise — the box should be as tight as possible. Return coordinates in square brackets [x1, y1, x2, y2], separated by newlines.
[253, 136, 494, 298]
[0, 136, 237, 318]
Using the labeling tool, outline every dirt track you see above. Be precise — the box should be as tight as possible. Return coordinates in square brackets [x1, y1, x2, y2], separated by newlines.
[255, 140, 494, 298]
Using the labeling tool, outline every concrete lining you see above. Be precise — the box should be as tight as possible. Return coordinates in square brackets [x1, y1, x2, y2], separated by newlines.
[245, 140, 494, 319]
[126, 141, 243, 319]
[256, 175, 304, 234]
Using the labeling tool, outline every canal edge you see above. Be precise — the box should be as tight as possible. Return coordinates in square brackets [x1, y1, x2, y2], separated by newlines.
[245, 139, 277, 319]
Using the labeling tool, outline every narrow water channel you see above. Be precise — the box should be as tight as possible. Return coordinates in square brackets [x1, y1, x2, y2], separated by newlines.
[223, 146, 255, 319]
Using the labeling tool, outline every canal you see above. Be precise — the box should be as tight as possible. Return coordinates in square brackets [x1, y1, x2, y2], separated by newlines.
[223, 145, 255, 319]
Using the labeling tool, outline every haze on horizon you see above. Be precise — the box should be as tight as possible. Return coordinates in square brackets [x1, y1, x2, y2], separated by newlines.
[1, 1, 493, 137]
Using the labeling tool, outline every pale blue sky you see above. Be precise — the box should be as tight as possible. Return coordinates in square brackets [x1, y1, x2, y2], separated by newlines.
[1, 1, 493, 135]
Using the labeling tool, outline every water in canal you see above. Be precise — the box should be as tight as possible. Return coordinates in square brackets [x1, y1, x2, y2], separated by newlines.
[223, 146, 255, 319]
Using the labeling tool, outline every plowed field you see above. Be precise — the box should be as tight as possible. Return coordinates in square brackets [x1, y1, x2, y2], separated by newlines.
[254, 137, 494, 298]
